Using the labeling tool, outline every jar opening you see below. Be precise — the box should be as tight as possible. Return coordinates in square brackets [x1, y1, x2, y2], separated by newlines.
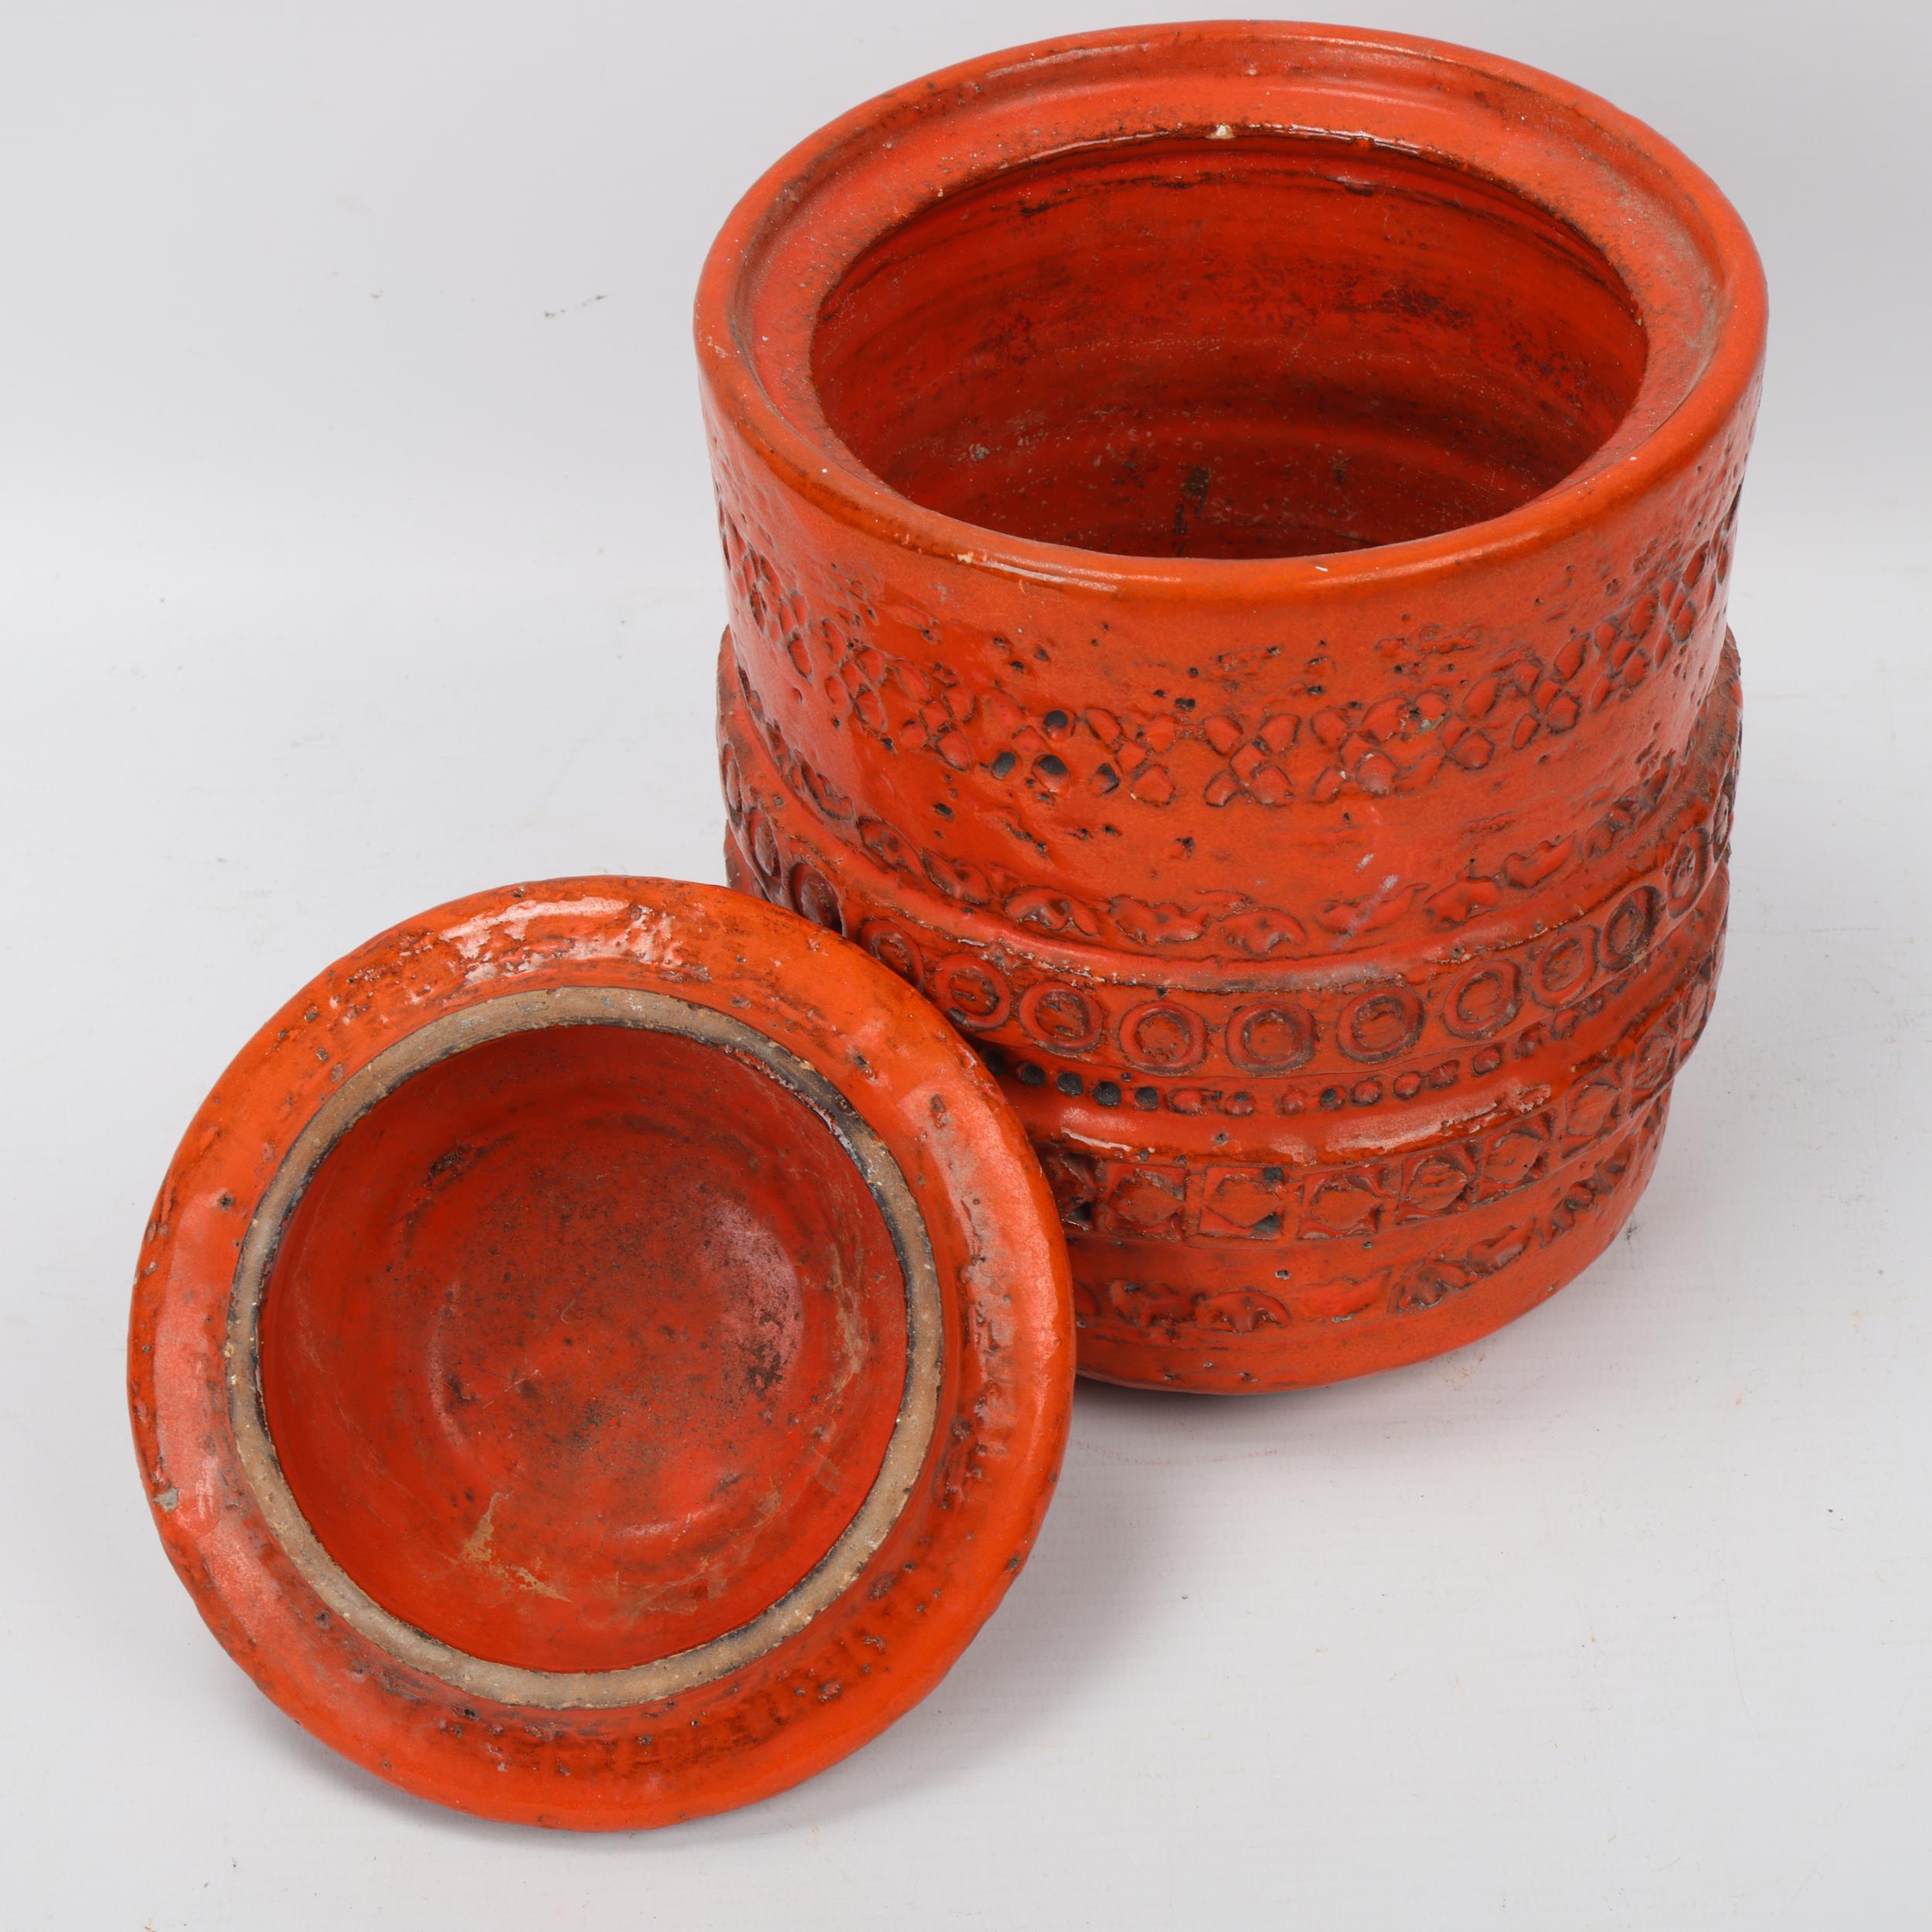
[811, 134, 1648, 561]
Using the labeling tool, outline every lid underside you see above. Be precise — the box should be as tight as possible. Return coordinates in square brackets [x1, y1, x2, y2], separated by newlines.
[130, 877, 1071, 1827]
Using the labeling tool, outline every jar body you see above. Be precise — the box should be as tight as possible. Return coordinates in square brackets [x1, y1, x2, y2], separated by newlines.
[700, 24, 1765, 1389]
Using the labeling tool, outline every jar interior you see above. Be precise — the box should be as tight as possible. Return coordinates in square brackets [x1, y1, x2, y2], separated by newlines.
[257, 1022, 907, 1674]
[812, 134, 1647, 560]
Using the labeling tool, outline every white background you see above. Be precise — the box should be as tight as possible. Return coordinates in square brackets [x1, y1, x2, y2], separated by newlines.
[5, 3, 1928, 1926]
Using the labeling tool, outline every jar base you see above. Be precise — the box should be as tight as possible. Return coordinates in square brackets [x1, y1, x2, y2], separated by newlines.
[1065, 1097, 1667, 1393]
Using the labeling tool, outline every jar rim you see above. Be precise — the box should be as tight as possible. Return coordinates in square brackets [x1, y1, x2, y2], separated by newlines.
[696, 21, 1767, 597]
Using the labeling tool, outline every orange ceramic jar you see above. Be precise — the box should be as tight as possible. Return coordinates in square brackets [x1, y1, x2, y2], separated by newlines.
[700, 23, 1766, 1391]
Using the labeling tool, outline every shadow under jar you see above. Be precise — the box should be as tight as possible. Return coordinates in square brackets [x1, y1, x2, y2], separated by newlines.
[700, 22, 1766, 1392]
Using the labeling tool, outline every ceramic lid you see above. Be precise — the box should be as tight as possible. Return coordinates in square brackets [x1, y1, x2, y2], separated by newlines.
[129, 877, 1072, 1828]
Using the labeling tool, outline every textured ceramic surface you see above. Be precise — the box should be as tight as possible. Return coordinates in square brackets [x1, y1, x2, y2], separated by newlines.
[129, 878, 1072, 1827]
[700, 22, 1767, 1392]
